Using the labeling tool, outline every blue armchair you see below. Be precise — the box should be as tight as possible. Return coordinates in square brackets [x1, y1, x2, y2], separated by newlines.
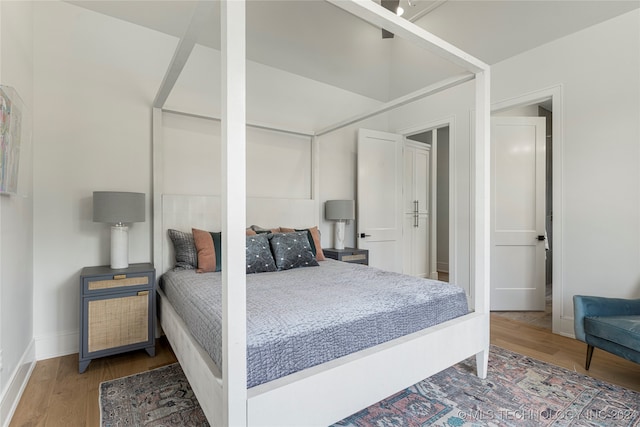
[573, 295, 640, 370]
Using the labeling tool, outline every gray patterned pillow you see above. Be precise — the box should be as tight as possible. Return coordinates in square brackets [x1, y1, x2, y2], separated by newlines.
[168, 229, 197, 270]
[246, 234, 277, 274]
[269, 231, 319, 271]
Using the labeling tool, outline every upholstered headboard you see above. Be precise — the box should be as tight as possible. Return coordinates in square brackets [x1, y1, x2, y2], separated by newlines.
[156, 194, 319, 276]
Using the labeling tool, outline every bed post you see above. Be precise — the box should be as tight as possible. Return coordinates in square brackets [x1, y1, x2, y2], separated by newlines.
[473, 68, 491, 379]
[221, 0, 248, 425]
[152, 107, 163, 277]
[311, 135, 321, 225]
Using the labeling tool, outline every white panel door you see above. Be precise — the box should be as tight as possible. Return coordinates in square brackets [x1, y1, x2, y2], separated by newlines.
[403, 145, 429, 215]
[415, 148, 430, 215]
[491, 117, 546, 311]
[357, 129, 403, 272]
[403, 214, 430, 277]
[403, 141, 431, 278]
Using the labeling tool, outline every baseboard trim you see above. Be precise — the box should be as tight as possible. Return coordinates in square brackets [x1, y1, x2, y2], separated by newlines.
[556, 315, 575, 339]
[1, 340, 36, 427]
[35, 330, 78, 361]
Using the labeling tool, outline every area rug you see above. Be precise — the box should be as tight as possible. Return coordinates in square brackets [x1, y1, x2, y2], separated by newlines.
[100, 346, 640, 426]
[100, 363, 208, 426]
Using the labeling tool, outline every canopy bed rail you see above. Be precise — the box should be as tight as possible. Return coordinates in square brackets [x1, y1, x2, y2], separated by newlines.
[161, 108, 315, 138]
[151, 0, 491, 425]
[315, 73, 475, 137]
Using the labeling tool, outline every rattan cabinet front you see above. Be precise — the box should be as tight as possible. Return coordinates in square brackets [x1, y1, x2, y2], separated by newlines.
[79, 263, 156, 373]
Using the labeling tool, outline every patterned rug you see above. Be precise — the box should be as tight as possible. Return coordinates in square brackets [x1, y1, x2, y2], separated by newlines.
[100, 363, 208, 426]
[100, 346, 640, 426]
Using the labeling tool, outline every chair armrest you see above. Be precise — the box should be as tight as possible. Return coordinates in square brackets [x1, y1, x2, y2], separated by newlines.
[573, 295, 640, 342]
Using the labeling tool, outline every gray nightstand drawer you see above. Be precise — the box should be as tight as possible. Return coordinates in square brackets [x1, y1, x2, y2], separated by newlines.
[81, 264, 154, 295]
[83, 272, 150, 293]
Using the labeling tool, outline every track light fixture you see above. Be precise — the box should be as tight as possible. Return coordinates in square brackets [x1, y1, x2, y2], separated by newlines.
[380, 0, 416, 37]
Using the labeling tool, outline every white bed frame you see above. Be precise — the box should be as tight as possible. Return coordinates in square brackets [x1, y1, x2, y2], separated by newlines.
[152, 1, 491, 426]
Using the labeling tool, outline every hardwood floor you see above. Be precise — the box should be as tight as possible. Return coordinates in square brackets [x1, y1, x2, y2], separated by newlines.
[10, 338, 178, 427]
[10, 318, 640, 426]
[491, 314, 640, 392]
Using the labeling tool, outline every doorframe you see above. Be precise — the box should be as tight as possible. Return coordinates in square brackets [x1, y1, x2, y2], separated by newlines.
[491, 84, 565, 335]
[398, 116, 456, 284]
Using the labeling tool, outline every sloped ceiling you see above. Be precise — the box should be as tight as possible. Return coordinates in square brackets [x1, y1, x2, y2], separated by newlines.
[69, 0, 639, 102]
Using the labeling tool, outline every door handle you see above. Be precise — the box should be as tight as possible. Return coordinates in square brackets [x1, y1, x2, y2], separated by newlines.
[360, 233, 371, 238]
[537, 235, 546, 241]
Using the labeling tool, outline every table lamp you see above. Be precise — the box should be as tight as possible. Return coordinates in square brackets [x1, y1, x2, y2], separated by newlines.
[325, 200, 355, 250]
[93, 191, 145, 269]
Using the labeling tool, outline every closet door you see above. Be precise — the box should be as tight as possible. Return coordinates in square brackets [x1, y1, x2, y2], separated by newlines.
[403, 141, 431, 278]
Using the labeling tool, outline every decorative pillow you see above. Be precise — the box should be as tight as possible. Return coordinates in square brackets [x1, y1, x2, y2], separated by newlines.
[246, 234, 277, 274]
[192, 228, 222, 273]
[269, 231, 319, 271]
[168, 229, 197, 270]
[246, 228, 257, 236]
[280, 226, 325, 261]
[251, 225, 281, 234]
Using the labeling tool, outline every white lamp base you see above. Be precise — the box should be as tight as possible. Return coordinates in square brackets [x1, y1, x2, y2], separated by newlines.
[110, 225, 129, 269]
[334, 220, 346, 250]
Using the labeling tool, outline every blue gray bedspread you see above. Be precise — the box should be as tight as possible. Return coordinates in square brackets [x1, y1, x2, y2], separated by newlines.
[159, 259, 469, 388]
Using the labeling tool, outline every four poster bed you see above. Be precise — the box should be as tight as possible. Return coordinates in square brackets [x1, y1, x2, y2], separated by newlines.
[151, 1, 491, 426]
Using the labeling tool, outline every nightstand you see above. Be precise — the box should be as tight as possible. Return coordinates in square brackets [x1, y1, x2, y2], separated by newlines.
[323, 248, 369, 265]
[79, 263, 156, 373]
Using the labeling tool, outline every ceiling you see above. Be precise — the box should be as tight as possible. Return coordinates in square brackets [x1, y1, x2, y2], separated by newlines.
[69, 0, 639, 102]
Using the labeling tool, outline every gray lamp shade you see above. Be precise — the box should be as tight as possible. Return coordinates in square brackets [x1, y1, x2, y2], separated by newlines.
[93, 191, 145, 224]
[325, 200, 355, 221]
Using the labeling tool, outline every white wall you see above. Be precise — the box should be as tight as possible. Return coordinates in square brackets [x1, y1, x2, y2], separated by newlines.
[0, 1, 34, 424]
[32, 1, 177, 358]
[162, 112, 313, 199]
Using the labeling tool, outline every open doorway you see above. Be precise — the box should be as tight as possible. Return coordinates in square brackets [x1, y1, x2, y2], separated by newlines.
[491, 101, 553, 329]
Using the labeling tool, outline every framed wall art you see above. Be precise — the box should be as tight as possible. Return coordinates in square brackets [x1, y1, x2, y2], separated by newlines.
[0, 85, 24, 195]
